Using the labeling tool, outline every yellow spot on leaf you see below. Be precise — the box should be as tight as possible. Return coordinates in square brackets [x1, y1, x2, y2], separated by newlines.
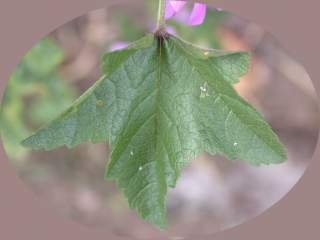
[96, 100, 104, 107]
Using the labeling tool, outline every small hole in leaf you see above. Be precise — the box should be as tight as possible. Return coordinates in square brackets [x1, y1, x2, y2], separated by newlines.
[200, 82, 210, 98]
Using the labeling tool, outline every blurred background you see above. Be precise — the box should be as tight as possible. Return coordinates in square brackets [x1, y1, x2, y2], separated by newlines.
[0, 1, 319, 239]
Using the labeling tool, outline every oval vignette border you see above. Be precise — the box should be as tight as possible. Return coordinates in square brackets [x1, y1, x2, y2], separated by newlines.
[0, 0, 319, 240]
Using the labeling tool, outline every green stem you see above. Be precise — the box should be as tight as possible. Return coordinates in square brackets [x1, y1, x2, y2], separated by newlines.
[156, 0, 166, 30]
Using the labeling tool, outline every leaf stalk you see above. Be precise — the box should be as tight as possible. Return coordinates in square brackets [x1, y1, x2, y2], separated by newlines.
[156, 0, 166, 30]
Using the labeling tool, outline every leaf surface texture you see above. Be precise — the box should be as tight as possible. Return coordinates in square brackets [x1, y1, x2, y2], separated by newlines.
[22, 34, 287, 228]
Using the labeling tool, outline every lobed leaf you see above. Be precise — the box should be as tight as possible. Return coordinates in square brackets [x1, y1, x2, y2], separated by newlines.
[22, 33, 287, 228]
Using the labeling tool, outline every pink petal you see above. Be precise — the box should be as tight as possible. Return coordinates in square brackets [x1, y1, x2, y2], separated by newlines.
[188, 3, 207, 26]
[109, 41, 128, 51]
[165, 1, 175, 20]
[166, 26, 177, 35]
[173, 8, 190, 24]
[170, 0, 187, 12]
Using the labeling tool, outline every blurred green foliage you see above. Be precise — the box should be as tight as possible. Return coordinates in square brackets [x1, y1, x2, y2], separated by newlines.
[0, 38, 77, 161]
[113, 14, 145, 42]
[168, 9, 227, 49]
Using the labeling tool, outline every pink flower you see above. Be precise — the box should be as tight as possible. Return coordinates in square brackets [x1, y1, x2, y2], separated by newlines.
[165, 0, 207, 26]
[165, 1, 187, 19]
[109, 41, 128, 51]
[188, 3, 207, 25]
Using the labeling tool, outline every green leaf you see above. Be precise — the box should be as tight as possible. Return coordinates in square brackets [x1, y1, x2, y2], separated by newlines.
[22, 33, 287, 228]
